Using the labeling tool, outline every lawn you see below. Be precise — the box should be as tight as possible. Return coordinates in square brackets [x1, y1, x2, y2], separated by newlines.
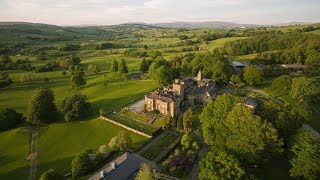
[0, 67, 158, 179]
[124, 111, 150, 123]
[106, 113, 158, 135]
[0, 119, 148, 179]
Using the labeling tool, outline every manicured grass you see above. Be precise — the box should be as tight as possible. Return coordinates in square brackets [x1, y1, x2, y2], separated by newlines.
[0, 119, 148, 179]
[124, 111, 150, 123]
[0, 128, 29, 180]
[35, 118, 147, 178]
[106, 113, 158, 135]
[142, 132, 176, 160]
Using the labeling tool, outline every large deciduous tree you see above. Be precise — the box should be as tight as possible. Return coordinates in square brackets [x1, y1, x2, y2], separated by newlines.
[291, 77, 320, 103]
[108, 131, 132, 152]
[135, 163, 159, 180]
[183, 109, 193, 132]
[200, 94, 241, 145]
[199, 151, 245, 180]
[61, 94, 90, 122]
[222, 106, 283, 163]
[289, 129, 320, 179]
[71, 149, 94, 178]
[26, 87, 57, 125]
[272, 75, 292, 91]
[243, 65, 264, 86]
[154, 65, 173, 85]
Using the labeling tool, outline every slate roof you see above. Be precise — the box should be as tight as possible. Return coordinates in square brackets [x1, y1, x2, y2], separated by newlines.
[89, 152, 143, 180]
[146, 90, 180, 103]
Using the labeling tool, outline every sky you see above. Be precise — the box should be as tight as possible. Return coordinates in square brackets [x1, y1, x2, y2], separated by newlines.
[0, 0, 319, 26]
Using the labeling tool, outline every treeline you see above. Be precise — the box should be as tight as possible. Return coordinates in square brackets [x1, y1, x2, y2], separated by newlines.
[220, 33, 320, 56]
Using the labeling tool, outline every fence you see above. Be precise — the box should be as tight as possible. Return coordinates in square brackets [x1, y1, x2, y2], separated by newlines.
[100, 116, 152, 138]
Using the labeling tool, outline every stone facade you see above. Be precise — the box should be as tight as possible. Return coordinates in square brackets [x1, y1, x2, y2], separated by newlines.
[145, 70, 216, 117]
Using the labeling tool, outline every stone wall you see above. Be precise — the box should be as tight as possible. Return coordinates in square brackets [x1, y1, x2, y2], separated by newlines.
[100, 116, 152, 138]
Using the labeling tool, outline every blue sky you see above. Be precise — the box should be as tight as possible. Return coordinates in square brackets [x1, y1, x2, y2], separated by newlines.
[0, 0, 319, 25]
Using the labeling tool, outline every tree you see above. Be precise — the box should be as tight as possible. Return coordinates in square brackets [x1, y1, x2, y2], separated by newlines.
[108, 131, 132, 152]
[20, 72, 38, 83]
[135, 163, 159, 180]
[154, 65, 173, 85]
[118, 59, 128, 74]
[0, 108, 23, 131]
[291, 77, 320, 103]
[70, 66, 86, 88]
[151, 51, 162, 59]
[272, 75, 292, 91]
[139, 58, 149, 73]
[88, 64, 100, 73]
[243, 65, 264, 86]
[61, 94, 90, 121]
[199, 151, 245, 180]
[108, 136, 120, 151]
[26, 88, 57, 125]
[210, 58, 234, 83]
[183, 109, 193, 132]
[110, 59, 118, 72]
[71, 149, 94, 178]
[222, 105, 283, 163]
[118, 130, 132, 151]
[148, 57, 167, 80]
[177, 117, 183, 130]
[230, 74, 244, 88]
[259, 100, 302, 139]
[0, 72, 12, 88]
[200, 94, 241, 145]
[289, 130, 320, 179]
[39, 169, 64, 180]
[56, 56, 80, 69]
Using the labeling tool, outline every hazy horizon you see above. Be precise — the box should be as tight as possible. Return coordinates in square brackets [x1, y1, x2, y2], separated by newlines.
[0, 0, 319, 26]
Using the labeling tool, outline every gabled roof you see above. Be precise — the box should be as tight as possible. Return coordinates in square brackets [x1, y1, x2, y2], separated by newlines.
[90, 152, 143, 180]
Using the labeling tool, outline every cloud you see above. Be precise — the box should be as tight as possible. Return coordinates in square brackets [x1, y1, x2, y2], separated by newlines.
[0, 0, 319, 25]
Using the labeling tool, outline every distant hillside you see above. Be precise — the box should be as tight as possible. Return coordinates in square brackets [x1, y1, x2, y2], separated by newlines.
[151, 21, 259, 29]
[0, 22, 115, 44]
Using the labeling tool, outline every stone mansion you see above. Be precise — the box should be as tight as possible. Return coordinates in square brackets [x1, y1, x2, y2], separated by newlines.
[145, 70, 216, 117]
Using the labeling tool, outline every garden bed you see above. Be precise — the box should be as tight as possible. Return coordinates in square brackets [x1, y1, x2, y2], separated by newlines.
[142, 132, 177, 160]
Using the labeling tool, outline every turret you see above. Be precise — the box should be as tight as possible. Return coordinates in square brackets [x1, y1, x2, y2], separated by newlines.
[196, 69, 202, 81]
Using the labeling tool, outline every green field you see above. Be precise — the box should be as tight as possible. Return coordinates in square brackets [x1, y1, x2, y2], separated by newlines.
[0, 119, 148, 179]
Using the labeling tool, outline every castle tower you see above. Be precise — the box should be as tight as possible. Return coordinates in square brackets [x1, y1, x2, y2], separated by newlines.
[196, 69, 202, 81]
